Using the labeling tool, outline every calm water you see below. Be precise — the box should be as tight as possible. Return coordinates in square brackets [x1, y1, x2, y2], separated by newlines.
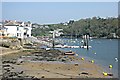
[55, 38, 118, 77]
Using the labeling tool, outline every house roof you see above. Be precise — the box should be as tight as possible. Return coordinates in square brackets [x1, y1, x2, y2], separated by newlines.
[17, 22, 23, 24]
[4, 21, 20, 26]
[3, 20, 32, 28]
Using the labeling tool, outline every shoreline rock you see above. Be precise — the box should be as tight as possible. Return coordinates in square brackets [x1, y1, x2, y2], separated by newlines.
[1, 48, 113, 79]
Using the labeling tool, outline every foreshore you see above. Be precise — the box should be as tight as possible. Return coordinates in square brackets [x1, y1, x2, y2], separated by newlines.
[0, 45, 114, 79]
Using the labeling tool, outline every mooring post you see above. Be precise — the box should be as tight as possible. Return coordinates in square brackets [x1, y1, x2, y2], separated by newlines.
[86, 35, 89, 50]
[52, 31, 55, 49]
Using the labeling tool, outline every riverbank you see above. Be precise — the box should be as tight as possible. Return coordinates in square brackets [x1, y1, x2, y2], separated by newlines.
[55, 38, 118, 77]
[1, 46, 114, 79]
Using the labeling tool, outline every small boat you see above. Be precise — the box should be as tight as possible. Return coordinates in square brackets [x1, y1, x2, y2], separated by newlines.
[64, 51, 75, 55]
[71, 46, 79, 48]
[80, 46, 92, 48]
[54, 44, 63, 48]
[115, 57, 118, 62]
[45, 48, 50, 50]
[80, 40, 84, 43]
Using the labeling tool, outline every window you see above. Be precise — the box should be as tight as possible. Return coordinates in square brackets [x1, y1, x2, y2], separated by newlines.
[26, 24, 28, 26]
[27, 34, 29, 37]
[2, 34, 5, 36]
[17, 27, 19, 31]
[24, 33, 27, 35]
[17, 33, 19, 36]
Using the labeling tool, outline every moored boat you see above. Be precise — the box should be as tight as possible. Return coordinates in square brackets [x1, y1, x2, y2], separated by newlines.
[64, 51, 75, 55]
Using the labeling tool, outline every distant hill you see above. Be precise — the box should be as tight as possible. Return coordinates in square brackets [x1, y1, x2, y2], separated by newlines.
[32, 16, 119, 38]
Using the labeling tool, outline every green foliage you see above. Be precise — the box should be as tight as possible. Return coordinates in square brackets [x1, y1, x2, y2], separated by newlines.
[32, 17, 118, 38]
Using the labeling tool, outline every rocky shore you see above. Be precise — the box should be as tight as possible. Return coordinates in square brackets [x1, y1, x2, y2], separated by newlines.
[1, 46, 114, 80]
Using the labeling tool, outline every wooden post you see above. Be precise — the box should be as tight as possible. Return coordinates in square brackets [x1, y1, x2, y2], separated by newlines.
[83, 35, 87, 46]
[52, 31, 55, 49]
[83, 34, 89, 50]
[86, 35, 89, 50]
[52, 39, 55, 49]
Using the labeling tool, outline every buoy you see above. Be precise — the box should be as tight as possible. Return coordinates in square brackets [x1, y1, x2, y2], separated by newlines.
[81, 57, 84, 60]
[109, 65, 113, 68]
[76, 54, 78, 56]
[103, 72, 108, 76]
[94, 53, 96, 54]
[91, 60, 94, 63]
[115, 58, 118, 62]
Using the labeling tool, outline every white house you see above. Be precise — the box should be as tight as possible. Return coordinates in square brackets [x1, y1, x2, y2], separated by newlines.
[17, 26, 24, 39]
[4, 21, 20, 38]
[4, 20, 32, 39]
[49, 29, 63, 37]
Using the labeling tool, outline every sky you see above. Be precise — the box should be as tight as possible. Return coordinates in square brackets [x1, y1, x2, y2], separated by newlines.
[1, 0, 120, 2]
[1, 2, 118, 24]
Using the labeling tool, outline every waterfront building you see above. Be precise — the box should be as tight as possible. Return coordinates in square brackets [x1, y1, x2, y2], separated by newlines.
[49, 29, 63, 37]
[4, 21, 21, 38]
[3, 20, 32, 39]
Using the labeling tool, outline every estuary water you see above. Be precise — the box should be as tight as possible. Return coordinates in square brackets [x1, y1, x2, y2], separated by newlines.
[55, 38, 118, 77]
